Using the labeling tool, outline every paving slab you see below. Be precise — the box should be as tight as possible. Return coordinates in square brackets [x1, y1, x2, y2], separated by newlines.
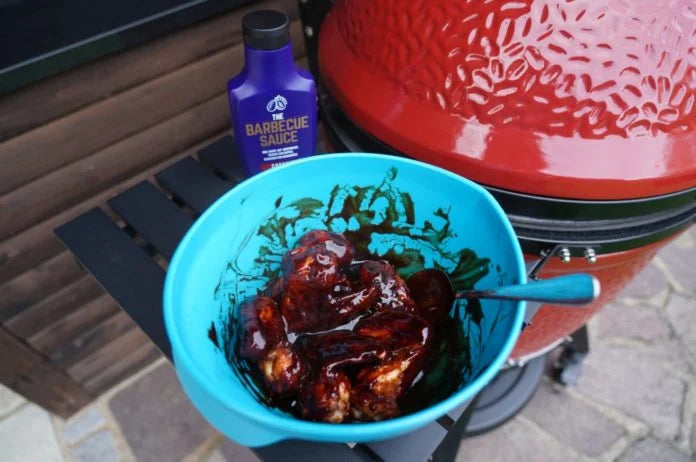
[617, 262, 669, 301]
[577, 344, 685, 440]
[109, 363, 216, 462]
[218, 438, 260, 462]
[597, 301, 670, 343]
[204, 448, 227, 462]
[0, 384, 25, 419]
[636, 338, 695, 378]
[664, 293, 696, 361]
[456, 418, 581, 462]
[656, 231, 696, 295]
[62, 407, 108, 444]
[0, 403, 63, 462]
[72, 430, 121, 462]
[522, 379, 625, 457]
[617, 437, 691, 462]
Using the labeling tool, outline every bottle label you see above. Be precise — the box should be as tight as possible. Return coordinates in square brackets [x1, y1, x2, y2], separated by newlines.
[237, 93, 315, 173]
[244, 113, 309, 163]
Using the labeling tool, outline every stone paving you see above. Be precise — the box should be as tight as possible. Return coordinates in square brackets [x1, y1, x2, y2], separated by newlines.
[0, 226, 694, 461]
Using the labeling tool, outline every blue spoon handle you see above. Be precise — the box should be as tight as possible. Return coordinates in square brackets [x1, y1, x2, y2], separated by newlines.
[456, 273, 600, 306]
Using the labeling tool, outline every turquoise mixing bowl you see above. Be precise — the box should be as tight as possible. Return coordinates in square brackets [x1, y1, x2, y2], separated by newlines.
[163, 153, 526, 447]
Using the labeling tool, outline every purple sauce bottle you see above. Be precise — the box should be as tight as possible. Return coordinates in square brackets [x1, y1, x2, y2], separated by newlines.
[227, 10, 317, 176]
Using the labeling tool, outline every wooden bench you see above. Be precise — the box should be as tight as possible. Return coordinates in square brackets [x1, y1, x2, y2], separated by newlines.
[0, 0, 304, 417]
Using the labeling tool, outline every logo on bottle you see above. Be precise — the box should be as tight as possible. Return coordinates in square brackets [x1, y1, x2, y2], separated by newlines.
[266, 95, 288, 113]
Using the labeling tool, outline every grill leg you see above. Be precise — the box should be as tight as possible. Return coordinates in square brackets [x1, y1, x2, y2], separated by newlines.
[552, 325, 590, 386]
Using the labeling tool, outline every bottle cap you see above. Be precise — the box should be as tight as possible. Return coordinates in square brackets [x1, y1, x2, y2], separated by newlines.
[242, 10, 290, 51]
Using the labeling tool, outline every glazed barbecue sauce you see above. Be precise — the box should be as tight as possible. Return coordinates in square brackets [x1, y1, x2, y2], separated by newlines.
[214, 230, 473, 423]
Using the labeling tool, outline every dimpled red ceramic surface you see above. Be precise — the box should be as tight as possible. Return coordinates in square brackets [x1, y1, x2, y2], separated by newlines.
[512, 237, 669, 359]
[320, 0, 696, 199]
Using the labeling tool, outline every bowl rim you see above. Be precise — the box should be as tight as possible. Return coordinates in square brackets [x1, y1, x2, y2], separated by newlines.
[163, 152, 526, 439]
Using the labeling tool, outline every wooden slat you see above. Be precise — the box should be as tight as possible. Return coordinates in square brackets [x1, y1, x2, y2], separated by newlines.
[29, 294, 121, 356]
[4, 276, 104, 339]
[68, 326, 151, 382]
[0, 23, 305, 196]
[49, 311, 137, 368]
[12, 361, 95, 419]
[0, 0, 298, 141]
[0, 252, 85, 322]
[197, 135, 247, 184]
[156, 157, 234, 213]
[54, 208, 171, 358]
[108, 181, 195, 260]
[0, 326, 43, 380]
[0, 130, 229, 284]
[0, 325, 92, 418]
[83, 341, 162, 395]
[0, 219, 86, 286]
[0, 93, 229, 242]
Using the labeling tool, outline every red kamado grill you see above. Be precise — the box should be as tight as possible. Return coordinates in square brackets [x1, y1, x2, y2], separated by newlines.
[297, 0, 696, 433]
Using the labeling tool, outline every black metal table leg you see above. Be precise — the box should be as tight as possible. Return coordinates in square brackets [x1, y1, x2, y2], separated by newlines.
[553, 325, 590, 386]
[430, 394, 483, 462]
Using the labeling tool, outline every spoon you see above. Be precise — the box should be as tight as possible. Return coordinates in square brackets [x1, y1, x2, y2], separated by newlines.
[406, 269, 600, 325]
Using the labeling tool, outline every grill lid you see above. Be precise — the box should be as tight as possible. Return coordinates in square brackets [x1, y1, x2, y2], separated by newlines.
[318, 0, 696, 200]
[319, 87, 696, 255]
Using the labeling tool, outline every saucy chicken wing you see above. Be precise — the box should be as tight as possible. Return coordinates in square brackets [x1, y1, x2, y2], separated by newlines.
[237, 296, 285, 361]
[359, 261, 417, 314]
[350, 348, 423, 421]
[351, 312, 433, 420]
[237, 297, 306, 396]
[278, 231, 363, 332]
[300, 368, 352, 423]
[296, 330, 387, 369]
[354, 311, 433, 351]
[281, 230, 354, 289]
[258, 341, 307, 397]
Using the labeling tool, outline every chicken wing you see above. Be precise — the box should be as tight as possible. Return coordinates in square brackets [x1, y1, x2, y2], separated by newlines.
[350, 348, 425, 421]
[237, 296, 285, 361]
[258, 341, 308, 397]
[296, 330, 387, 369]
[351, 312, 433, 420]
[300, 367, 352, 423]
[279, 231, 361, 332]
[359, 261, 417, 314]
